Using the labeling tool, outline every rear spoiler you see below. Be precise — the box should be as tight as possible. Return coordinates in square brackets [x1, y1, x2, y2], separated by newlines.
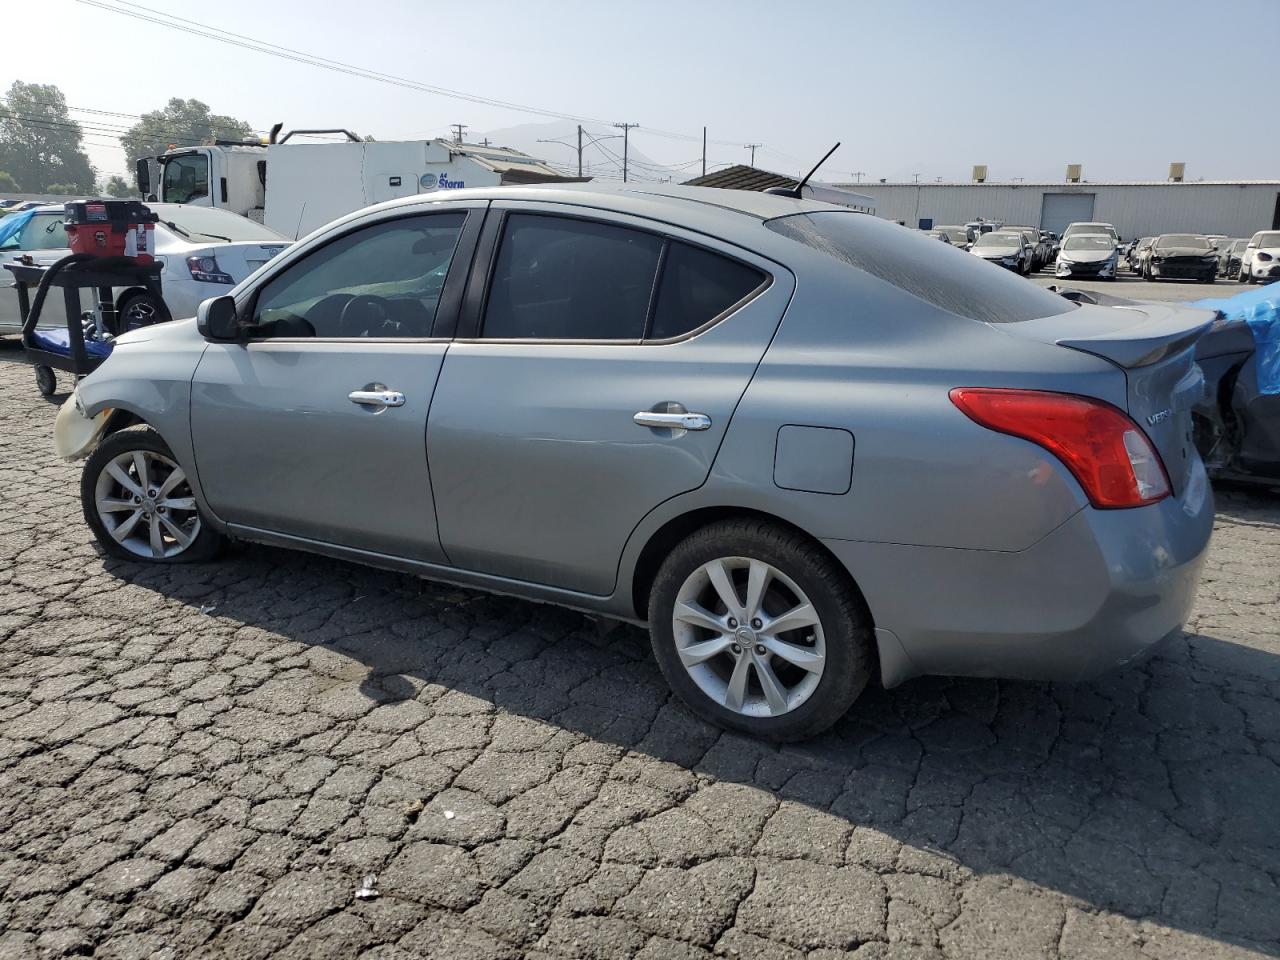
[1056, 305, 1218, 368]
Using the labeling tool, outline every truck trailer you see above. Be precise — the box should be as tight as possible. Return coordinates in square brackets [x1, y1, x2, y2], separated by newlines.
[137, 127, 584, 238]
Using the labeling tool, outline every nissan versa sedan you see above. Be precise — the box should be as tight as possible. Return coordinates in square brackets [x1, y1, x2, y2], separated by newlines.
[55, 185, 1214, 740]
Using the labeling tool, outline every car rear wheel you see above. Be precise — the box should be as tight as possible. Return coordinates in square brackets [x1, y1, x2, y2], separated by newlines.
[118, 293, 167, 332]
[647, 519, 874, 741]
[82, 426, 224, 563]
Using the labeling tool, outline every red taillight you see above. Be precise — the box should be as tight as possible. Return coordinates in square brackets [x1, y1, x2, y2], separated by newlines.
[949, 388, 1171, 509]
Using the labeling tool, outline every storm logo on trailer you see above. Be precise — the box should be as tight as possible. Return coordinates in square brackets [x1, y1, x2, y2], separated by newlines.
[420, 173, 466, 190]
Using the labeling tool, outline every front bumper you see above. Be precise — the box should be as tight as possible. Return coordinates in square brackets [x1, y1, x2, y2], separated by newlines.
[1056, 260, 1115, 278]
[824, 459, 1213, 687]
[977, 256, 1021, 272]
[1247, 261, 1280, 280]
[1150, 258, 1217, 280]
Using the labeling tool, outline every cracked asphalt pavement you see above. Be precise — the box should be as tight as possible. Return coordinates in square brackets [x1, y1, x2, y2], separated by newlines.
[1, 344, 1278, 959]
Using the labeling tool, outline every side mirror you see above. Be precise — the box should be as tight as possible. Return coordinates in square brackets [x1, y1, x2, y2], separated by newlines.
[197, 296, 241, 341]
[135, 158, 151, 198]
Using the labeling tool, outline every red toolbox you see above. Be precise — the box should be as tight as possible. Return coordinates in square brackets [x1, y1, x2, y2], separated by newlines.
[64, 200, 159, 263]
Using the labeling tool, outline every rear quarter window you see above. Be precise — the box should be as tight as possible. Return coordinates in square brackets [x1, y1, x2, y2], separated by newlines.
[765, 211, 1074, 324]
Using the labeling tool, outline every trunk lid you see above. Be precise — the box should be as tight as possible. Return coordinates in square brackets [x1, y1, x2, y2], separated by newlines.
[1002, 299, 1216, 494]
[206, 241, 290, 283]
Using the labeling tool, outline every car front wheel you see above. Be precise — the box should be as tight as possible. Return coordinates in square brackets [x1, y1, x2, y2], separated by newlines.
[648, 519, 874, 741]
[81, 426, 224, 563]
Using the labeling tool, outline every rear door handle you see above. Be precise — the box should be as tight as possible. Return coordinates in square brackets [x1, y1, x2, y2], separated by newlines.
[633, 411, 712, 431]
[348, 389, 406, 408]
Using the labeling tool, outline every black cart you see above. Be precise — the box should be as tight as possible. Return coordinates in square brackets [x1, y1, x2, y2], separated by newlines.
[3, 256, 167, 396]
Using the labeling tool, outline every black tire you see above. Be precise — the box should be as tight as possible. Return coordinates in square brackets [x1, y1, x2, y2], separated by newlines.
[81, 426, 224, 563]
[117, 292, 167, 333]
[647, 519, 874, 741]
[34, 365, 56, 396]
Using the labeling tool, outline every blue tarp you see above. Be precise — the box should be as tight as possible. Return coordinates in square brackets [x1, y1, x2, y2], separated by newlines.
[1191, 285, 1280, 395]
[29, 327, 113, 360]
[0, 210, 33, 248]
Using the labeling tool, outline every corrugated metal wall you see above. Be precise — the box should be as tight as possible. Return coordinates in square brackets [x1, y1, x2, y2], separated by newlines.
[836, 183, 1279, 239]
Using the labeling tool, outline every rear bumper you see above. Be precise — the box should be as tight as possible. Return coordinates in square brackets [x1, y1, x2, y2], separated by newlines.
[824, 459, 1213, 687]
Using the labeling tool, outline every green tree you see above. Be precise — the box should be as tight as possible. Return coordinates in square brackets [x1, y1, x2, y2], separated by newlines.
[0, 171, 19, 193]
[46, 183, 78, 195]
[104, 175, 133, 198]
[0, 82, 95, 193]
[119, 98, 255, 163]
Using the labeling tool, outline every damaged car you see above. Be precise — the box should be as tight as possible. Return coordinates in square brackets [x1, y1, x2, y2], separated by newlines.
[1191, 285, 1280, 486]
[1055, 233, 1118, 280]
[1144, 234, 1218, 283]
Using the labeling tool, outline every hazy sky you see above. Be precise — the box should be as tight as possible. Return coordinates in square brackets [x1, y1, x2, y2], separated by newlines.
[10, 0, 1276, 184]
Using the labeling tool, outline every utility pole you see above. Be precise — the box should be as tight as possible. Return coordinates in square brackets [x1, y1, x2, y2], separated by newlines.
[745, 143, 762, 166]
[912, 172, 921, 184]
[852, 171, 867, 183]
[578, 124, 583, 178]
[701, 126, 707, 177]
[450, 124, 467, 144]
[613, 122, 639, 182]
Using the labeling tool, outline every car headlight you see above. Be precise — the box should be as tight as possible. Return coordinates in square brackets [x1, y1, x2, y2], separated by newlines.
[187, 255, 235, 285]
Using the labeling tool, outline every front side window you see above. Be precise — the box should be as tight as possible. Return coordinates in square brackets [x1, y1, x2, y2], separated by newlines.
[251, 213, 465, 338]
[19, 213, 67, 251]
[161, 154, 210, 204]
[482, 214, 662, 340]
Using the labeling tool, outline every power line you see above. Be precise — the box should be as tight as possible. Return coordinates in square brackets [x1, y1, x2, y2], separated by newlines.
[71, 0, 774, 154]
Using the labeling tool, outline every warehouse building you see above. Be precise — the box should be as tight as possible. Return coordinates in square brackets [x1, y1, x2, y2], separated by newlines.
[830, 179, 1280, 240]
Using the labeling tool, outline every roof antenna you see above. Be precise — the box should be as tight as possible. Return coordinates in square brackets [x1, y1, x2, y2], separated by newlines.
[765, 142, 840, 199]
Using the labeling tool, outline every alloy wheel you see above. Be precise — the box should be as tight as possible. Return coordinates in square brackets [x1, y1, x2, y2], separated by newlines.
[123, 299, 157, 330]
[93, 449, 201, 559]
[671, 556, 826, 718]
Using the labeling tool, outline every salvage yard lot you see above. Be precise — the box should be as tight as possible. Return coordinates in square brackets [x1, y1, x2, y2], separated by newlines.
[0, 337, 1277, 959]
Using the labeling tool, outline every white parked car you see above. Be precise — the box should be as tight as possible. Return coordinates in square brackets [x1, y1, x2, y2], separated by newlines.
[1238, 230, 1280, 284]
[0, 204, 289, 335]
[1055, 233, 1118, 280]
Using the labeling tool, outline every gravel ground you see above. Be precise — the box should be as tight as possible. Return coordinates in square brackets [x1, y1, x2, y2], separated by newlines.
[0, 339, 1277, 960]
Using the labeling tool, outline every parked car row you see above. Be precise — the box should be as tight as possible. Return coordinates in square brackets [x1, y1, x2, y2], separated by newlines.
[1120, 231, 1280, 283]
[0, 204, 290, 336]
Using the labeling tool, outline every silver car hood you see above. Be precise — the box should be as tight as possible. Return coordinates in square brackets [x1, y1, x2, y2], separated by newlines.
[112, 316, 203, 347]
[1059, 249, 1113, 264]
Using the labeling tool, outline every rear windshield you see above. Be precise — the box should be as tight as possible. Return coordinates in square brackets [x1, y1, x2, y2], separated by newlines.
[766, 211, 1074, 325]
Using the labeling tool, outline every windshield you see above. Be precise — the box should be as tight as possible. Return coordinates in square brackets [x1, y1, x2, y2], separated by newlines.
[1063, 235, 1115, 251]
[160, 153, 210, 204]
[1256, 232, 1280, 247]
[942, 229, 968, 243]
[766, 211, 1073, 325]
[154, 205, 285, 242]
[975, 233, 1019, 249]
[1156, 235, 1209, 250]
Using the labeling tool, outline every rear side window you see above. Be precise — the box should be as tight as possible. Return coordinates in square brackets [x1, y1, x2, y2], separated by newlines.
[766, 211, 1074, 324]
[649, 241, 766, 340]
[483, 214, 662, 340]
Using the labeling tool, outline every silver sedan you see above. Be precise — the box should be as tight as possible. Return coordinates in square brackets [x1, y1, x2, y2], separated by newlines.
[57, 185, 1214, 740]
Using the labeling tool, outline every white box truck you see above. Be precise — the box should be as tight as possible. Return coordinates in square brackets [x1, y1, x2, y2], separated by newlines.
[137, 126, 581, 238]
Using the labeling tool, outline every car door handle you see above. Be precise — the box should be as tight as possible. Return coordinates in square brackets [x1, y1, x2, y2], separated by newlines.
[348, 389, 406, 408]
[633, 411, 712, 431]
